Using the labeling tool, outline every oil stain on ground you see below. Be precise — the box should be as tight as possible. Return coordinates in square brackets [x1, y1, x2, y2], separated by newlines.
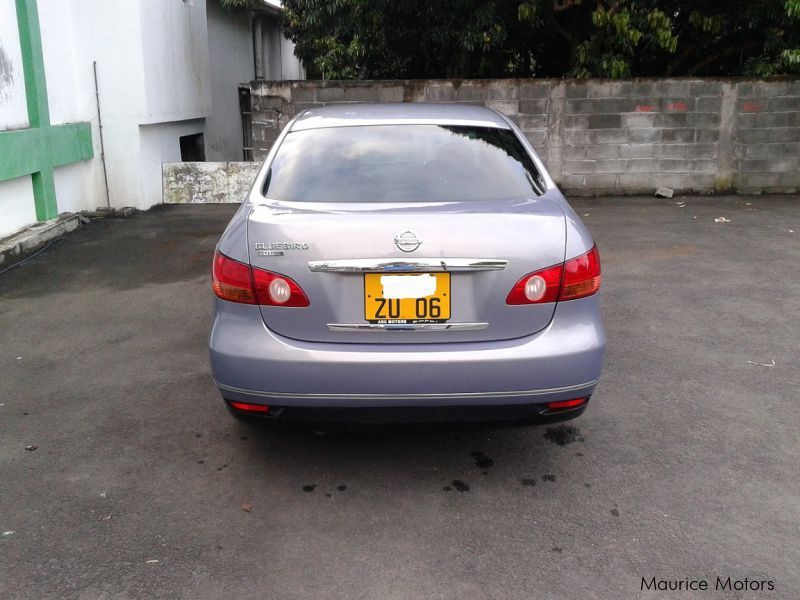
[543, 425, 585, 446]
[470, 451, 494, 469]
[451, 480, 470, 492]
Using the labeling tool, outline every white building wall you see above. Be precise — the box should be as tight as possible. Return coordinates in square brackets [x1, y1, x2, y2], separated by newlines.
[79, 0, 150, 211]
[53, 162, 100, 215]
[139, 119, 205, 206]
[0, 0, 28, 131]
[133, 0, 213, 208]
[139, 0, 211, 123]
[0, 177, 36, 233]
[261, 15, 304, 81]
[39, 0, 108, 218]
[38, 0, 149, 215]
[279, 35, 304, 80]
[2, 0, 304, 238]
[205, 0, 254, 161]
[40, 0, 212, 212]
[204, 2, 305, 161]
[0, 0, 35, 235]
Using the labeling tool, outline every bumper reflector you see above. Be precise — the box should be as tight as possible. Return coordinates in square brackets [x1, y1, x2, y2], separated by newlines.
[546, 397, 588, 411]
[228, 400, 270, 414]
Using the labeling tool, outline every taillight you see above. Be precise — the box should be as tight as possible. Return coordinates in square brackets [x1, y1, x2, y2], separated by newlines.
[212, 251, 256, 304]
[506, 263, 563, 304]
[252, 269, 310, 307]
[505, 244, 601, 305]
[560, 245, 601, 301]
[212, 250, 309, 307]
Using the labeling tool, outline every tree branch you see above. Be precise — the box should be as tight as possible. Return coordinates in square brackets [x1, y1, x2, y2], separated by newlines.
[664, 41, 696, 76]
[686, 40, 759, 75]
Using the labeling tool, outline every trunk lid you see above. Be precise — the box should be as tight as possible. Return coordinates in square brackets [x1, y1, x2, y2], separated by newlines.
[247, 195, 566, 344]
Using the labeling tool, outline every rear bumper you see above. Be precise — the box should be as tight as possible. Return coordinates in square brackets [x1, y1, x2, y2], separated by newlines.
[226, 398, 590, 425]
[209, 295, 606, 410]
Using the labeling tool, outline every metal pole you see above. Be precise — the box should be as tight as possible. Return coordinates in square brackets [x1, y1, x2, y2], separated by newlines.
[92, 61, 111, 209]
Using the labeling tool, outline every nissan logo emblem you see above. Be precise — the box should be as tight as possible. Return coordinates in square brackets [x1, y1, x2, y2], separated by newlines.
[394, 230, 422, 252]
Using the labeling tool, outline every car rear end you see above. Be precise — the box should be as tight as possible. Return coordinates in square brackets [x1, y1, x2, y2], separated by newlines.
[209, 104, 605, 424]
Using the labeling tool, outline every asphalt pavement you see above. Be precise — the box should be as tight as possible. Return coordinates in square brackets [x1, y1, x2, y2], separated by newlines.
[0, 197, 798, 599]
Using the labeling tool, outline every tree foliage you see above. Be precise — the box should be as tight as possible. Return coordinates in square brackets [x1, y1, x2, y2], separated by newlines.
[278, 0, 800, 79]
[219, 0, 263, 9]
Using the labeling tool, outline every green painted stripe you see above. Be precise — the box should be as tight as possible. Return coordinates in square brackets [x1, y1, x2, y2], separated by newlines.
[0, 129, 44, 179]
[31, 169, 57, 221]
[48, 123, 94, 167]
[2, 0, 94, 221]
[15, 0, 49, 128]
[0, 123, 93, 181]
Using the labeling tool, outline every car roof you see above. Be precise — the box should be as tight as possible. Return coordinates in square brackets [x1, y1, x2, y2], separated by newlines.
[290, 102, 511, 131]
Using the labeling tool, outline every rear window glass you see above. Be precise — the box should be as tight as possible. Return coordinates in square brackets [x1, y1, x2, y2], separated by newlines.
[262, 124, 545, 203]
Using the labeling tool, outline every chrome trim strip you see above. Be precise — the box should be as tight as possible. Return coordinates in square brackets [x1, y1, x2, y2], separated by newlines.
[327, 322, 488, 332]
[215, 380, 598, 401]
[308, 258, 508, 273]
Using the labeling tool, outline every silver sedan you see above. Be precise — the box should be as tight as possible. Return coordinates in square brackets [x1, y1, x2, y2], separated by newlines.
[210, 103, 605, 424]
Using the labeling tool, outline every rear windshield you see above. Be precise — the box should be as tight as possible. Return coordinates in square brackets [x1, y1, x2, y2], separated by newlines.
[262, 124, 546, 203]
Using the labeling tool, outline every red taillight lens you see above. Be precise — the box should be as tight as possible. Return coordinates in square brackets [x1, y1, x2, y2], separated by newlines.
[560, 245, 601, 301]
[506, 263, 563, 305]
[252, 269, 310, 307]
[546, 397, 587, 411]
[212, 250, 309, 307]
[506, 245, 601, 305]
[228, 400, 270, 414]
[212, 251, 256, 304]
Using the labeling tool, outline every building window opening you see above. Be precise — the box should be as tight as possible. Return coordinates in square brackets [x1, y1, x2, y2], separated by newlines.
[180, 133, 205, 162]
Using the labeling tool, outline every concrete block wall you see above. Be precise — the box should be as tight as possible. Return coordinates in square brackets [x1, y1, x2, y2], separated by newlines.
[247, 78, 800, 195]
[162, 162, 261, 204]
[560, 80, 722, 193]
[734, 80, 800, 192]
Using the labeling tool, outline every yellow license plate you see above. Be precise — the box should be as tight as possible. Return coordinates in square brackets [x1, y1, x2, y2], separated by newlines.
[364, 273, 451, 324]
